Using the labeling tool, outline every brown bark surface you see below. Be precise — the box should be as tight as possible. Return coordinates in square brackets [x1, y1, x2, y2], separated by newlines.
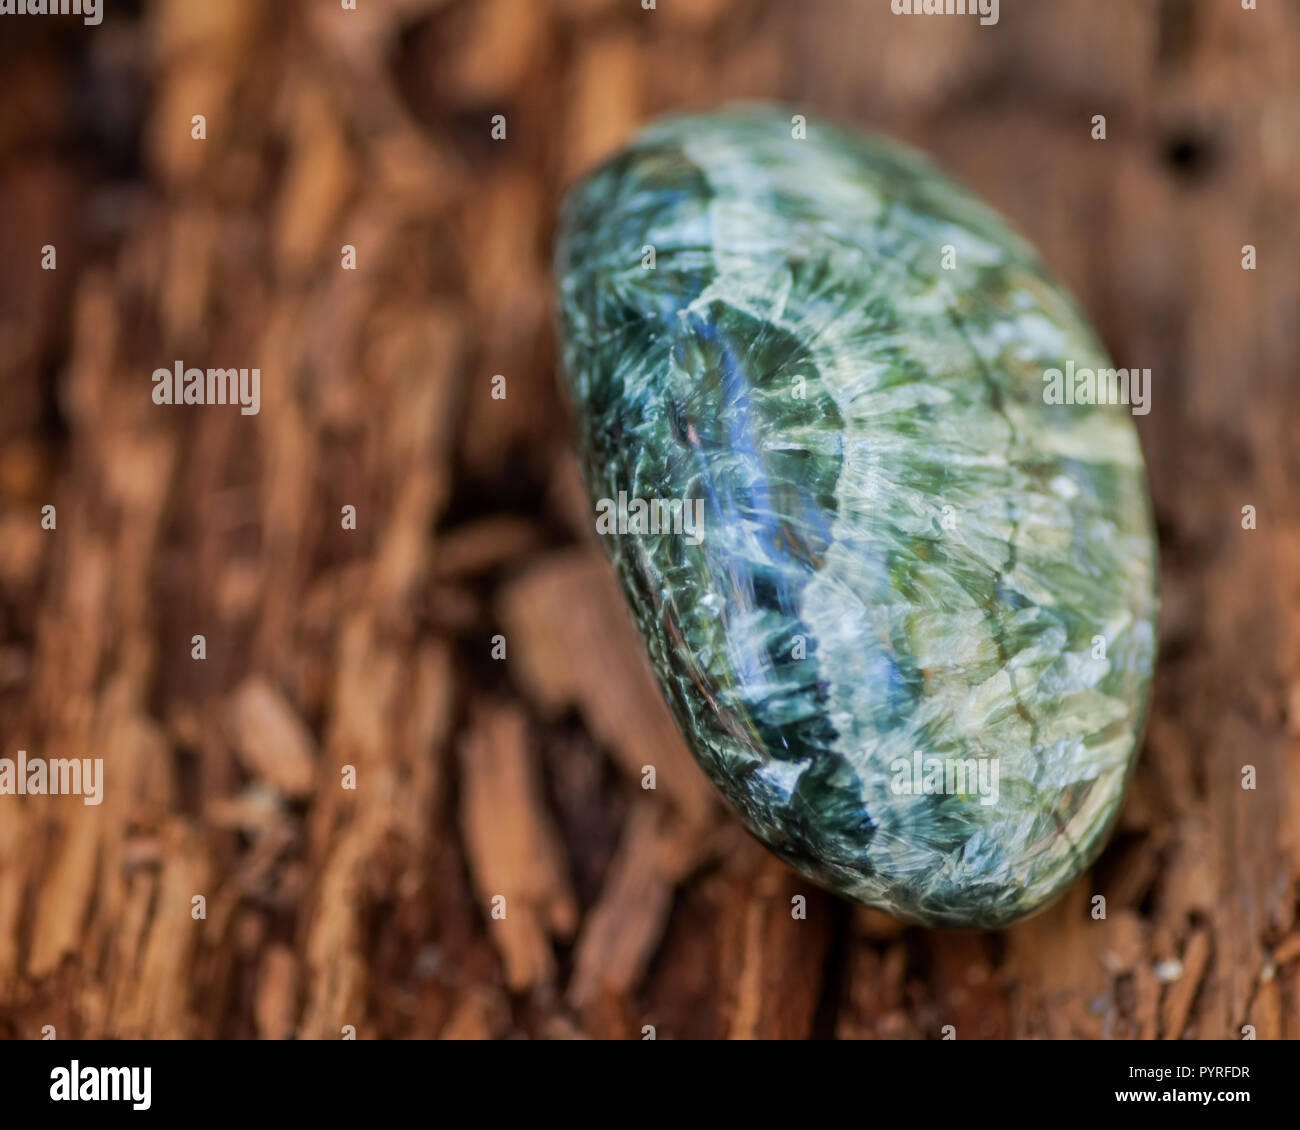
[0, 0, 1297, 1040]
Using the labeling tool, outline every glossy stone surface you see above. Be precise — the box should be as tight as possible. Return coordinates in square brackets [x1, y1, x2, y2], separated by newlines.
[554, 107, 1158, 928]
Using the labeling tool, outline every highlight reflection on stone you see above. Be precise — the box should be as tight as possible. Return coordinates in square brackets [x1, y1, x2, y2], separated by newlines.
[554, 107, 1158, 928]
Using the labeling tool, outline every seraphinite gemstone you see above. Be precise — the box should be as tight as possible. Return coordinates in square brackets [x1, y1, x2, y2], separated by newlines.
[553, 106, 1158, 928]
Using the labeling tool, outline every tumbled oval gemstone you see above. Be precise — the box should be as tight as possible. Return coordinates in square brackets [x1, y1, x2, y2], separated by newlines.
[554, 106, 1158, 928]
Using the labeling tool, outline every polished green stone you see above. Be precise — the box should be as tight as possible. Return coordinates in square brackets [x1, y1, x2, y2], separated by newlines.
[554, 106, 1158, 928]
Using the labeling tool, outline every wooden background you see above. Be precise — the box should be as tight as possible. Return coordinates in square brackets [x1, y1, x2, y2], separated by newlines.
[1, 0, 1297, 1040]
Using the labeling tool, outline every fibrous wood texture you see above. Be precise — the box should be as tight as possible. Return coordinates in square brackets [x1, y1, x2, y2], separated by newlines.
[0, 0, 1297, 1039]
